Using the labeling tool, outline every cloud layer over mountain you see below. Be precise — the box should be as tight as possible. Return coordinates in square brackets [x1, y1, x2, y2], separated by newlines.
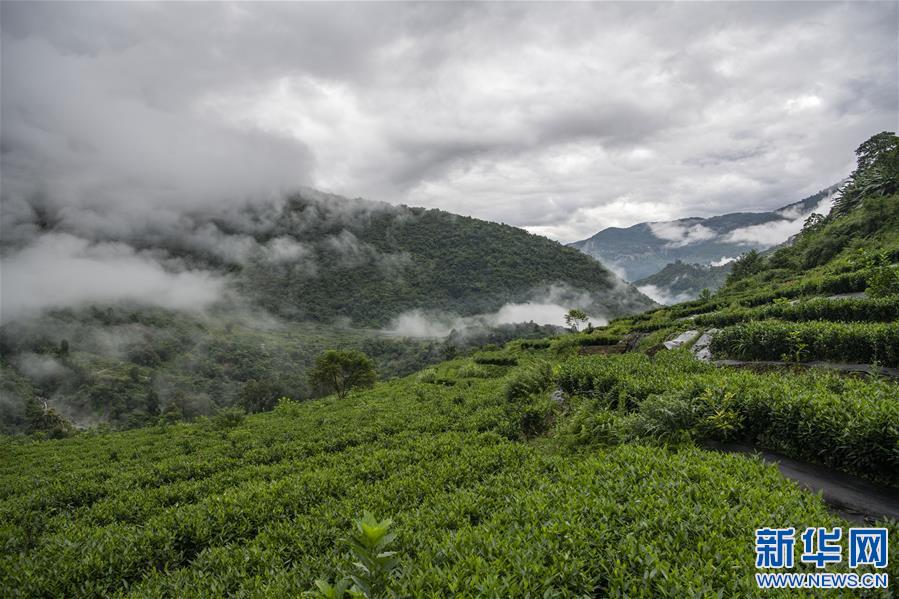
[1, 2, 895, 249]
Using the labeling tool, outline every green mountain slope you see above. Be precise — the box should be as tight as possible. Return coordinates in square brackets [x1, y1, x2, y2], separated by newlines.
[125, 190, 655, 325]
[0, 191, 654, 433]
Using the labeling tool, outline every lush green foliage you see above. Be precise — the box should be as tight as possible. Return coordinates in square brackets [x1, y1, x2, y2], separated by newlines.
[864, 250, 899, 298]
[832, 132, 899, 217]
[694, 296, 899, 327]
[726, 249, 765, 285]
[233, 194, 653, 326]
[308, 350, 378, 399]
[309, 512, 401, 599]
[0, 306, 560, 434]
[557, 351, 899, 485]
[472, 351, 518, 366]
[2, 355, 879, 597]
[710, 320, 899, 366]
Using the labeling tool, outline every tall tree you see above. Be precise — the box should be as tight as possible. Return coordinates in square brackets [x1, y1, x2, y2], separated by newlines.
[239, 379, 286, 413]
[308, 350, 378, 399]
[833, 132, 899, 217]
[564, 308, 589, 332]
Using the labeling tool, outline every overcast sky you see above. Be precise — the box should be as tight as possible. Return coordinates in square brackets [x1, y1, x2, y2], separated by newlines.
[2, 1, 897, 245]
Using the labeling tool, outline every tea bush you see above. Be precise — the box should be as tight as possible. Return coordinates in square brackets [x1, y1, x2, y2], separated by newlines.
[556, 351, 899, 485]
[517, 338, 552, 350]
[0, 421, 862, 597]
[455, 363, 489, 378]
[471, 351, 518, 366]
[695, 296, 899, 327]
[710, 320, 899, 366]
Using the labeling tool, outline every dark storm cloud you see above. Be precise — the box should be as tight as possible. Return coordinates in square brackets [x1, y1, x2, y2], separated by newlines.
[1, 0, 896, 251]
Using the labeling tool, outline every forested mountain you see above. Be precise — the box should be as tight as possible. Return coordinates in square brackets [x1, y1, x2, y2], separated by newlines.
[569, 184, 840, 281]
[0, 190, 654, 433]
[233, 192, 655, 324]
[77, 189, 652, 326]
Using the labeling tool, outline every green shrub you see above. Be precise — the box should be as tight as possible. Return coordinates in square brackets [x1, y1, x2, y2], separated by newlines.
[517, 339, 551, 350]
[695, 296, 899, 327]
[556, 400, 629, 447]
[472, 351, 518, 366]
[504, 361, 553, 403]
[211, 407, 246, 430]
[555, 351, 899, 485]
[274, 396, 304, 416]
[308, 512, 401, 599]
[864, 251, 899, 298]
[503, 361, 555, 438]
[710, 320, 899, 366]
[456, 363, 488, 378]
[627, 390, 701, 445]
[416, 368, 438, 383]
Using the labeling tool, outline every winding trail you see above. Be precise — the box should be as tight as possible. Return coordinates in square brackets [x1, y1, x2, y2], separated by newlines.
[704, 441, 899, 523]
[711, 359, 899, 380]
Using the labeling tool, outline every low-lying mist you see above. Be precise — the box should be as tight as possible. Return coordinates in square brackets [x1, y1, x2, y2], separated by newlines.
[384, 285, 609, 338]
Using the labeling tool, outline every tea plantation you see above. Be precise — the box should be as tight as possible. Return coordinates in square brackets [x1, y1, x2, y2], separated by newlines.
[2, 337, 898, 596]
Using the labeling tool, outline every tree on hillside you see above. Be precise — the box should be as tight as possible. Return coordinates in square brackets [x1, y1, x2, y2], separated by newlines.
[833, 131, 899, 217]
[855, 131, 898, 172]
[801, 213, 825, 233]
[864, 251, 899, 298]
[308, 349, 378, 399]
[239, 379, 287, 413]
[564, 308, 589, 332]
[145, 388, 160, 417]
[25, 398, 74, 439]
[726, 249, 765, 285]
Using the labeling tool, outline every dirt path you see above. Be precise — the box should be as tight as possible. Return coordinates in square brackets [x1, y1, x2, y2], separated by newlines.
[711, 359, 899, 380]
[704, 441, 899, 523]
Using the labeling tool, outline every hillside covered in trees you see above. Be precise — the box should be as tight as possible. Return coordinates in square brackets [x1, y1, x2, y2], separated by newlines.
[0, 191, 654, 433]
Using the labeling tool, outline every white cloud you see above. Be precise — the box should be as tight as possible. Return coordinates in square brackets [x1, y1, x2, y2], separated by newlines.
[785, 94, 823, 114]
[0, 233, 225, 323]
[724, 192, 836, 247]
[710, 256, 737, 267]
[383, 283, 611, 338]
[383, 301, 609, 338]
[262, 236, 314, 265]
[637, 284, 695, 306]
[648, 221, 719, 247]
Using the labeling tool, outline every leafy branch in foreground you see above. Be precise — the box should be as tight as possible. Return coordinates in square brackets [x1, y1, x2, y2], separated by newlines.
[308, 512, 402, 599]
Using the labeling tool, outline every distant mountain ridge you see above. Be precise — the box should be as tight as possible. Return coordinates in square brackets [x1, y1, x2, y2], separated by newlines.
[569, 184, 840, 282]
